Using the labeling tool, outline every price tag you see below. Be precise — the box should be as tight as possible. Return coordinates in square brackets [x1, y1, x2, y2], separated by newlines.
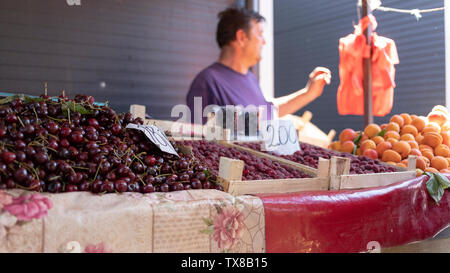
[260, 119, 300, 155]
[126, 124, 179, 157]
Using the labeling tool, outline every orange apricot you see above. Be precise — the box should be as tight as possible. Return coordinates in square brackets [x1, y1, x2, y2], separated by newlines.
[339, 128, 357, 144]
[407, 141, 419, 150]
[386, 138, 398, 146]
[376, 141, 392, 157]
[385, 161, 397, 166]
[422, 150, 434, 161]
[416, 168, 424, 177]
[419, 144, 433, 152]
[422, 132, 443, 148]
[432, 105, 449, 112]
[360, 139, 376, 152]
[411, 117, 426, 132]
[415, 133, 424, 144]
[401, 125, 418, 137]
[384, 131, 400, 140]
[397, 163, 407, 168]
[415, 157, 427, 171]
[386, 122, 400, 133]
[340, 140, 355, 154]
[364, 123, 381, 138]
[393, 141, 411, 159]
[434, 144, 450, 158]
[427, 110, 448, 126]
[401, 159, 409, 167]
[400, 113, 412, 125]
[421, 156, 431, 167]
[372, 136, 384, 145]
[441, 131, 450, 146]
[380, 123, 388, 130]
[441, 122, 450, 132]
[390, 115, 404, 127]
[429, 121, 442, 132]
[382, 150, 402, 163]
[360, 133, 369, 143]
[329, 141, 340, 151]
[431, 156, 449, 170]
[409, 148, 422, 157]
[422, 124, 441, 134]
[363, 148, 378, 160]
[400, 133, 415, 142]
[424, 167, 439, 173]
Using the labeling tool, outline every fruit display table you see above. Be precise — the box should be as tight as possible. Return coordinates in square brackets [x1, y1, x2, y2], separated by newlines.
[1, 174, 448, 253]
[0, 93, 448, 253]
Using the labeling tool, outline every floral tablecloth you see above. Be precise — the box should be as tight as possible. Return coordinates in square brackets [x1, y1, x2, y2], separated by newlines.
[0, 189, 265, 253]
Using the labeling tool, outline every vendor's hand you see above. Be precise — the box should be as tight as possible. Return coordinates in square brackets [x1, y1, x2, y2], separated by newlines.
[305, 67, 331, 100]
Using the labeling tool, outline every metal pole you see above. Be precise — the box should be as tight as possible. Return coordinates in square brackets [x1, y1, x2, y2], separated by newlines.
[246, 0, 260, 80]
[362, 0, 373, 126]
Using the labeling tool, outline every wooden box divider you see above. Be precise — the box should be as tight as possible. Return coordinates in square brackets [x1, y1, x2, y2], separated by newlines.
[328, 155, 417, 190]
[217, 156, 330, 196]
[218, 140, 318, 177]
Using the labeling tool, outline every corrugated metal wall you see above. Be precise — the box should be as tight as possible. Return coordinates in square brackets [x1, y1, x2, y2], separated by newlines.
[274, 0, 445, 138]
[0, 0, 234, 118]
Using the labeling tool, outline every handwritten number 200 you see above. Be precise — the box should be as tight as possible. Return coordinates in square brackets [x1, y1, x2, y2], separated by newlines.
[266, 124, 297, 147]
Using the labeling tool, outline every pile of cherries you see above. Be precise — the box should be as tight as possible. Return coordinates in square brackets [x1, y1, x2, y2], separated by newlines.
[239, 142, 398, 174]
[0, 93, 222, 193]
[177, 140, 311, 180]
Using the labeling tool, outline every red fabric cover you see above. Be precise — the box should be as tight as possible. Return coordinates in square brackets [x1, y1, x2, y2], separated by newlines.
[257, 175, 450, 253]
[337, 15, 399, 116]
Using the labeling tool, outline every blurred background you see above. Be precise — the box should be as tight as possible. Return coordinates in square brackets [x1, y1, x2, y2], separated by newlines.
[0, 0, 445, 138]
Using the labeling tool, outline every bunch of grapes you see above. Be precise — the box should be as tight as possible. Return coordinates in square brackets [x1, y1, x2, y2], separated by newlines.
[239, 142, 398, 174]
[0, 93, 222, 193]
[177, 140, 311, 180]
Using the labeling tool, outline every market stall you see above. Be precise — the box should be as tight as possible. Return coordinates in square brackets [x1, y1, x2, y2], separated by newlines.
[0, 92, 448, 253]
[0, 0, 449, 255]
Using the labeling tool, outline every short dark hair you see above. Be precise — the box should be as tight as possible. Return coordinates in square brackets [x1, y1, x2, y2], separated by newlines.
[216, 7, 265, 48]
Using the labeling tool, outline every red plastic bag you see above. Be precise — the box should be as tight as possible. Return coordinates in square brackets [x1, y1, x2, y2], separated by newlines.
[337, 15, 399, 116]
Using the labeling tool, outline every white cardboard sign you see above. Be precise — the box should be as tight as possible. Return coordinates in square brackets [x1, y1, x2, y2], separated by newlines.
[126, 124, 179, 157]
[260, 119, 301, 155]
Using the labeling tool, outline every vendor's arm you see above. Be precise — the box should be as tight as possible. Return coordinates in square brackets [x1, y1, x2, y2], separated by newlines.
[273, 67, 331, 118]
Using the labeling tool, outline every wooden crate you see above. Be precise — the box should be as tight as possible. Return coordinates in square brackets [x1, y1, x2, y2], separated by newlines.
[217, 157, 330, 196]
[180, 140, 331, 196]
[228, 140, 418, 191]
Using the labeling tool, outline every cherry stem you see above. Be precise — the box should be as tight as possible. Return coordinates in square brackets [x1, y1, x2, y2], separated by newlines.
[93, 161, 102, 181]
[137, 175, 145, 185]
[17, 116, 25, 127]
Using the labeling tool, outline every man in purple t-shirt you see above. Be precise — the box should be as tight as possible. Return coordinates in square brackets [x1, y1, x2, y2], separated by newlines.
[186, 7, 331, 124]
